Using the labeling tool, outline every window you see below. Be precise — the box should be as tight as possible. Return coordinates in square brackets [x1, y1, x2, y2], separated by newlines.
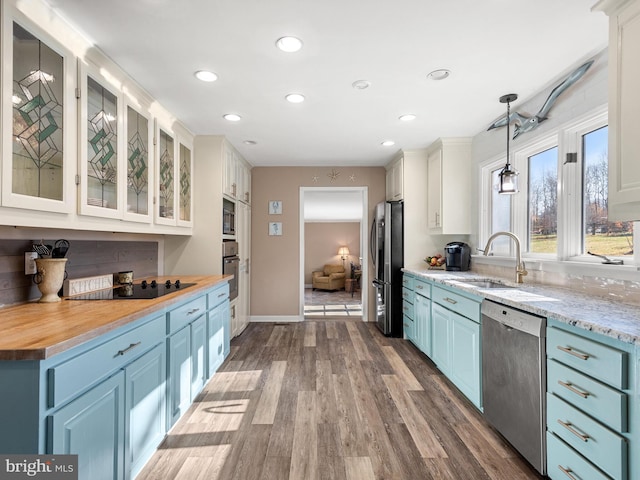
[582, 126, 634, 257]
[528, 147, 558, 254]
[482, 106, 634, 265]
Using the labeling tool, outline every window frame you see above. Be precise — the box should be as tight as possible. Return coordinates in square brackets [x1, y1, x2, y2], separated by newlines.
[480, 104, 637, 271]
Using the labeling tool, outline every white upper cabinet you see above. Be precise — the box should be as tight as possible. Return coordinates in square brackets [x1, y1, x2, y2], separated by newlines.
[78, 62, 124, 219]
[1, 13, 76, 214]
[427, 138, 472, 234]
[385, 154, 404, 201]
[122, 103, 153, 223]
[0, 0, 193, 234]
[177, 138, 193, 227]
[223, 140, 251, 204]
[595, 0, 640, 221]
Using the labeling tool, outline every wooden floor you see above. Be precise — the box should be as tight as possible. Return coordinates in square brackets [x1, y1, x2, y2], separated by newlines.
[137, 320, 544, 480]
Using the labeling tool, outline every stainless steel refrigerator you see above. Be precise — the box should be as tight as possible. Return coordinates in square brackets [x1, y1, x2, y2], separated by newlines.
[370, 201, 404, 336]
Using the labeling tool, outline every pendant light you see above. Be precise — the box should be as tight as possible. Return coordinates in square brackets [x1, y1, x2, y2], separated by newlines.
[498, 93, 519, 194]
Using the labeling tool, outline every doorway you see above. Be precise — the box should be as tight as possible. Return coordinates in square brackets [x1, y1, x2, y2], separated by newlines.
[299, 187, 368, 320]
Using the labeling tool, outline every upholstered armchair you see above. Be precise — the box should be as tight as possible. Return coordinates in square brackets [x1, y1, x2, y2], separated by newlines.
[312, 264, 346, 291]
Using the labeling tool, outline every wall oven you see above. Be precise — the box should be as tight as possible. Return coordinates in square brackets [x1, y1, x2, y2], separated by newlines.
[223, 241, 239, 300]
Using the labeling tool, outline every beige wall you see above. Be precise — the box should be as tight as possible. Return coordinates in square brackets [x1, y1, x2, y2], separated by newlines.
[305, 222, 361, 285]
[251, 166, 385, 317]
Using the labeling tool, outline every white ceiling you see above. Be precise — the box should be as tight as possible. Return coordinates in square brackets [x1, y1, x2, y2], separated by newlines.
[44, 0, 608, 167]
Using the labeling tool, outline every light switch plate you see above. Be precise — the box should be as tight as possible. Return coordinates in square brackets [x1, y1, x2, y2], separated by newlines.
[25, 252, 38, 275]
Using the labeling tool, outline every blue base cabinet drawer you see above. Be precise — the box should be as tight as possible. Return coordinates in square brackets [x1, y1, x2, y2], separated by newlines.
[547, 393, 627, 480]
[432, 285, 480, 323]
[403, 314, 415, 342]
[167, 295, 207, 334]
[547, 432, 610, 480]
[548, 326, 627, 390]
[402, 275, 414, 290]
[414, 279, 430, 298]
[548, 359, 627, 432]
[48, 315, 165, 409]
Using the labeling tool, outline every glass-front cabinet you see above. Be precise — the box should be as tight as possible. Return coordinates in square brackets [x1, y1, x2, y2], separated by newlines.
[124, 104, 153, 223]
[156, 126, 176, 225]
[79, 70, 121, 218]
[2, 17, 75, 213]
[1, 3, 192, 232]
[178, 141, 193, 226]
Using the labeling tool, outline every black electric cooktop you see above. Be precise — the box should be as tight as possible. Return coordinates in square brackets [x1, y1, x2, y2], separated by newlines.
[67, 280, 196, 300]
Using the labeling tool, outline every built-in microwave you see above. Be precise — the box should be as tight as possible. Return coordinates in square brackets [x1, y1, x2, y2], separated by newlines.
[223, 198, 235, 235]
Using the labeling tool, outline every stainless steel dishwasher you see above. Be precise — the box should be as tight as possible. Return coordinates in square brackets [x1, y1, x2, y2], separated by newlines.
[481, 300, 546, 475]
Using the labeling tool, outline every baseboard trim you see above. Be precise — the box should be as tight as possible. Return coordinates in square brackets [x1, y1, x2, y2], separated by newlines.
[250, 315, 303, 323]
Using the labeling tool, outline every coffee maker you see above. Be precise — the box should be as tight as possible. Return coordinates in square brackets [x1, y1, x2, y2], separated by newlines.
[444, 242, 471, 271]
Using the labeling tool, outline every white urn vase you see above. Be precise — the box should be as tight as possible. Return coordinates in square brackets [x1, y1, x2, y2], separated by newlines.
[34, 258, 68, 303]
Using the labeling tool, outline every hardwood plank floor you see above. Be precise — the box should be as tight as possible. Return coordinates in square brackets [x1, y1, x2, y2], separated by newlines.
[137, 320, 544, 480]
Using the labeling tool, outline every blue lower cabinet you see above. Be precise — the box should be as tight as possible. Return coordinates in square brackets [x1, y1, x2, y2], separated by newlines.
[49, 371, 126, 480]
[167, 326, 191, 428]
[190, 316, 207, 400]
[450, 311, 481, 408]
[207, 303, 226, 376]
[431, 303, 451, 375]
[415, 293, 431, 357]
[125, 344, 166, 479]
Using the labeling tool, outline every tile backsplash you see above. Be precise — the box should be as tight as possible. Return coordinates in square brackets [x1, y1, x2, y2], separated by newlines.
[0, 239, 158, 306]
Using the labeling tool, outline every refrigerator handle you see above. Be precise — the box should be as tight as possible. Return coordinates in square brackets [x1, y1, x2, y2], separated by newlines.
[369, 217, 376, 267]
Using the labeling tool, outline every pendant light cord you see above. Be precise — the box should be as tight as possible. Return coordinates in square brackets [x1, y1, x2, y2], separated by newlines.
[505, 99, 511, 169]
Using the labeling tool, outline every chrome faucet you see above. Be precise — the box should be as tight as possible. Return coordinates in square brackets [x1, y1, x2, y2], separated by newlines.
[483, 231, 528, 283]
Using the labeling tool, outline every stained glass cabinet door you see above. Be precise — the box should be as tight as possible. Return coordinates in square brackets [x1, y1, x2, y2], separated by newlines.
[78, 63, 124, 219]
[177, 140, 193, 227]
[155, 124, 178, 225]
[2, 18, 75, 213]
[122, 104, 153, 223]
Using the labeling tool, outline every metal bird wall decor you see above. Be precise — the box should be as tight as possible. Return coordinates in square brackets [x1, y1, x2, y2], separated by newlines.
[487, 59, 594, 139]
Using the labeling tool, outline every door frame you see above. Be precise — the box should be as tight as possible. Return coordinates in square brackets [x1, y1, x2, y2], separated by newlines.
[299, 186, 368, 320]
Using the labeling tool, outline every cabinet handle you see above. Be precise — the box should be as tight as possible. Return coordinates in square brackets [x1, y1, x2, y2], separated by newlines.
[558, 466, 578, 480]
[558, 380, 590, 399]
[232, 183, 237, 197]
[557, 420, 589, 442]
[187, 308, 201, 315]
[403, 323, 409, 328]
[218, 292, 226, 298]
[435, 212, 440, 227]
[444, 297, 458, 305]
[117, 342, 141, 356]
[557, 345, 590, 360]
[218, 345, 223, 355]
[416, 285, 423, 290]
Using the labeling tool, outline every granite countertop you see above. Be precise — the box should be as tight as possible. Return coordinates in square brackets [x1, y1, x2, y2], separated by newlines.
[403, 268, 640, 346]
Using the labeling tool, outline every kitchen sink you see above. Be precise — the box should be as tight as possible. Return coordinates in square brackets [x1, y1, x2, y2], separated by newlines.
[461, 280, 517, 289]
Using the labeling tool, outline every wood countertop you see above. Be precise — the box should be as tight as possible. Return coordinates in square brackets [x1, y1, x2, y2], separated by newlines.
[0, 275, 231, 361]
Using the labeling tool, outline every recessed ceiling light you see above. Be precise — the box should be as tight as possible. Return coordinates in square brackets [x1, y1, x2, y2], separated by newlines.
[223, 114, 242, 122]
[427, 69, 451, 81]
[194, 70, 218, 82]
[276, 36, 303, 53]
[285, 93, 305, 103]
[381, 140, 395, 147]
[352, 80, 371, 90]
[244, 140, 257, 145]
[399, 114, 416, 122]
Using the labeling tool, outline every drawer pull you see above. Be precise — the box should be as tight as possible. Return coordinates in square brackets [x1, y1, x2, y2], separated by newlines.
[558, 466, 578, 480]
[187, 308, 201, 315]
[557, 345, 590, 360]
[403, 323, 408, 328]
[444, 297, 458, 305]
[116, 342, 141, 356]
[217, 292, 226, 298]
[416, 285, 423, 290]
[558, 380, 590, 399]
[557, 419, 589, 442]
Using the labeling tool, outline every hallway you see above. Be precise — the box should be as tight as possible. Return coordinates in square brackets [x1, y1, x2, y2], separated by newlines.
[137, 320, 542, 480]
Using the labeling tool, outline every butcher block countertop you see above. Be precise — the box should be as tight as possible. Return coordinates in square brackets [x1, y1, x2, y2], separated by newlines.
[0, 275, 231, 361]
